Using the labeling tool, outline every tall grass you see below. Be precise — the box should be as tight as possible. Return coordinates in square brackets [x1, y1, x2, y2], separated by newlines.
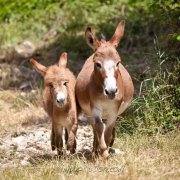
[118, 38, 180, 135]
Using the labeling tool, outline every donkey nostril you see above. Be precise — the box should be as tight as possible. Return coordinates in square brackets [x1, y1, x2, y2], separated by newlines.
[57, 98, 65, 104]
[105, 89, 109, 95]
[115, 88, 118, 93]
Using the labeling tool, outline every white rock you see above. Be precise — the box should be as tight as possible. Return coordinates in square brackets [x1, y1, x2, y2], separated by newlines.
[20, 159, 30, 166]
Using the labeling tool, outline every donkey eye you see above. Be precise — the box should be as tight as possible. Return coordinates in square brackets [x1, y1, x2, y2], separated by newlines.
[95, 62, 102, 69]
[116, 61, 121, 67]
[63, 82, 68, 86]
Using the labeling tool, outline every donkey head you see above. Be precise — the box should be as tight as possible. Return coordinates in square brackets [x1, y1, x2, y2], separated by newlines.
[30, 52, 69, 108]
[85, 21, 125, 99]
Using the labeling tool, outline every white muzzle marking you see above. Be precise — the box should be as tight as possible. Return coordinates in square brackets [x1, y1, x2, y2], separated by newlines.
[103, 60, 118, 99]
[56, 92, 66, 106]
[104, 76, 117, 92]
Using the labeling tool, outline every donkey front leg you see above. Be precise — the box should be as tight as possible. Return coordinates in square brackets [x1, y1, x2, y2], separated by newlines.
[66, 110, 77, 154]
[94, 116, 109, 158]
[64, 128, 68, 145]
[66, 124, 77, 154]
[105, 116, 117, 148]
[109, 127, 116, 147]
[53, 124, 63, 156]
[92, 108, 109, 158]
[104, 122, 116, 148]
[51, 124, 56, 150]
[67, 93, 77, 154]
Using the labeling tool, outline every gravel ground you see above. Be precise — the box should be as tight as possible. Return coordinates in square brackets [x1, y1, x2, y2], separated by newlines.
[0, 116, 94, 168]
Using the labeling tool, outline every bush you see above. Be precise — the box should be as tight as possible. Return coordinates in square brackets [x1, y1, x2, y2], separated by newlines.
[118, 41, 179, 135]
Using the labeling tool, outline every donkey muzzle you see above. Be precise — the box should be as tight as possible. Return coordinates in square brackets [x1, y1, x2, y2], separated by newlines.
[56, 92, 66, 106]
[104, 88, 118, 99]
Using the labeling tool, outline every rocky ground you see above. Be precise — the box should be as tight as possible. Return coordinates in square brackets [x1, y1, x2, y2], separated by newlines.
[0, 100, 94, 168]
[0, 123, 94, 168]
[0, 126, 53, 168]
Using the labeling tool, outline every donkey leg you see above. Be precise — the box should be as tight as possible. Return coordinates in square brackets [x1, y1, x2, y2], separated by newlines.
[65, 128, 68, 145]
[88, 115, 98, 157]
[104, 123, 115, 148]
[92, 128, 98, 156]
[94, 117, 108, 158]
[51, 124, 56, 151]
[109, 127, 116, 147]
[67, 123, 78, 154]
[54, 126, 63, 156]
[66, 109, 78, 154]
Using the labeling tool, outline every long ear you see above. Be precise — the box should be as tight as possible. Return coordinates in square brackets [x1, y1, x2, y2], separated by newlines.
[29, 58, 47, 76]
[58, 52, 68, 68]
[85, 27, 100, 51]
[109, 20, 125, 47]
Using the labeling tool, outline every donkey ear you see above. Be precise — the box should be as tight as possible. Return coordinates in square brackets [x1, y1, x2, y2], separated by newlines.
[109, 20, 125, 47]
[58, 52, 68, 68]
[30, 58, 47, 76]
[85, 27, 100, 51]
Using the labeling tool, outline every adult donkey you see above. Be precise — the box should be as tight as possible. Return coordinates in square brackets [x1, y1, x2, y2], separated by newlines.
[75, 20, 134, 158]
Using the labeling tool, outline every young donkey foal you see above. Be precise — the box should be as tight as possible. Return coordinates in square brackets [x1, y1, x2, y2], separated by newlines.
[30, 52, 77, 155]
[75, 21, 134, 158]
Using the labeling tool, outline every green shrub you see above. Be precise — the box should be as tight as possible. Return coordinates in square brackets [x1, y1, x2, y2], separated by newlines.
[0, 0, 179, 135]
[118, 45, 179, 135]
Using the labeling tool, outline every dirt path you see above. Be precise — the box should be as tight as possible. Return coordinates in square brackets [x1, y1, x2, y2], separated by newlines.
[0, 91, 93, 168]
[0, 112, 94, 168]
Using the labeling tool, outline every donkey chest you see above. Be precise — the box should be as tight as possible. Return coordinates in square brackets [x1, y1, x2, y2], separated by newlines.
[53, 107, 72, 128]
[96, 100, 119, 119]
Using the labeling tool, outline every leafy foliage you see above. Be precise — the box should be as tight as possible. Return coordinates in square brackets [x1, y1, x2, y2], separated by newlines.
[0, 0, 179, 135]
[118, 41, 179, 135]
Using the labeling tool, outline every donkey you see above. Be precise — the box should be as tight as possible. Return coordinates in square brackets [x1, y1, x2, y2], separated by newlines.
[75, 21, 134, 158]
[30, 52, 77, 155]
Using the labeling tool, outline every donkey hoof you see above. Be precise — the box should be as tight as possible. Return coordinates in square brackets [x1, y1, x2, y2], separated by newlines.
[101, 149, 109, 159]
[51, 145, 56, 151]
[109, 148, 125, 155]
[57, 149, 63, 156]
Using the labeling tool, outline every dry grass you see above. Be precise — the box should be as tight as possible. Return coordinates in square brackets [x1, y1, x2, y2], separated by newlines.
[0, 90, 179, 179]
[0, 90, 47, 137]
[0, 133, 179, 179]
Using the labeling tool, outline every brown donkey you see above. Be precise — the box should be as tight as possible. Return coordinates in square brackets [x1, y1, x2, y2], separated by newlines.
[75, 21, 134, 158]
[30, 52, 77, 155]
